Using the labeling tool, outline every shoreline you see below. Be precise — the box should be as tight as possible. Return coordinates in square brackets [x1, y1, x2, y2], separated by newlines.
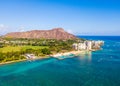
[51, 50, 87, 57]
[0, 59, 27, 65]
[0, 55, 50, 65]
[0, 50, 93, 65]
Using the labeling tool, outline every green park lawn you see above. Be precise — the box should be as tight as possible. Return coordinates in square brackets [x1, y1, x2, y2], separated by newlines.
[0, 46, 48, 53]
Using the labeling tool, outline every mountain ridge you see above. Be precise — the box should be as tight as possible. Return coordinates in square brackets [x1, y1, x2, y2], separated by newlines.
[4, 28, 77, 40]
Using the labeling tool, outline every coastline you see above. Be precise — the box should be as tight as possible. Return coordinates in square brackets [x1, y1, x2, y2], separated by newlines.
[0, 55, 50, 65]
[0, 59, 27, 65]
[51, 50, 87, 57]
[0, 50, 91, 65]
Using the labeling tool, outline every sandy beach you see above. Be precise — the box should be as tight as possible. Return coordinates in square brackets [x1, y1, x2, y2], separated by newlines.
[51, 50, 87, 58]
[0, 59, 27, 65]
[0, 50, 89, 65]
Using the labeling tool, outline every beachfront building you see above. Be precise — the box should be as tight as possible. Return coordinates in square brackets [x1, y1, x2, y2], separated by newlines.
[86, 41, 92, 50]
[73, 40, 104, 51]
[73, 43, 78, 50]
[78, 43, 86, 50]
[25, 54, 36, 59]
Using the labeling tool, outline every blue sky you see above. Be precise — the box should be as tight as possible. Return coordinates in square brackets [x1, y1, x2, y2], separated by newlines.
[0, 0, 120, 35]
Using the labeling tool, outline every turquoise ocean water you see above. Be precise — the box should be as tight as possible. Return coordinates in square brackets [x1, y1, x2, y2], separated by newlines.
[0, 36, 120, 86]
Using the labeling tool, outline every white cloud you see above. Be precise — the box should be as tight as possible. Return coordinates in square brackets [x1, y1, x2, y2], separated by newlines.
[18, 26, 25, 32]
[66, 29, 74, 34]
[0, 24, 9, 35]
[0, 24, 5, 28]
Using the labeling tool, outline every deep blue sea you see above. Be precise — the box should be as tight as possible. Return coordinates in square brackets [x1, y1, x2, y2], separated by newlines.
[0, 36, 120, 86]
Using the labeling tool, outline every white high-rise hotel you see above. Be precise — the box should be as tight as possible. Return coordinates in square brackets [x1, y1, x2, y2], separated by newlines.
[73, 40, 104, 51]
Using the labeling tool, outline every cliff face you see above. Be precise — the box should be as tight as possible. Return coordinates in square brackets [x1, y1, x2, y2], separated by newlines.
[4, 28, 77, 40]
